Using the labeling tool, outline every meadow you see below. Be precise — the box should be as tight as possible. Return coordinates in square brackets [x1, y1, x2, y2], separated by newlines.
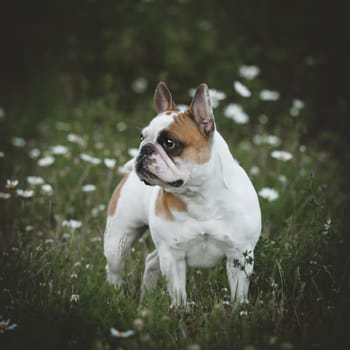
[1, 2, 350, 349]
[1, 70, 349, 349]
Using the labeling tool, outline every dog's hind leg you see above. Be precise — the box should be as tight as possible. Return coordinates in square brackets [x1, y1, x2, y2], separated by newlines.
[104, 172, 149, 286]
[226, 247, 254, 309]
[140, 249, 160, 301]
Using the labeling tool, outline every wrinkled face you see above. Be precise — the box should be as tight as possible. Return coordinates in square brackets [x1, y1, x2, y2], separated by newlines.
[135, 110, 212, 189]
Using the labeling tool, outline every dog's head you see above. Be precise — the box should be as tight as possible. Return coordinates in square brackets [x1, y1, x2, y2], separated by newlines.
[135, 82, 216, 190]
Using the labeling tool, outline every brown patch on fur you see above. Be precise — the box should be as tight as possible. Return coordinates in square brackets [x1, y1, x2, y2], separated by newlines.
[156, 189, 187, 220]
[108, 173, 130, 216]
[167, 111, 212, 164]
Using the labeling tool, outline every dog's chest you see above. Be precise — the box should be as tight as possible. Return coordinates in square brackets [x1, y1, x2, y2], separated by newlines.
[157, 215, 233, 268]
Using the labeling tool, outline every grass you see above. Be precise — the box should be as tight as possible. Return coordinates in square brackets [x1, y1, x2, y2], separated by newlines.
[0, 81, 349, 350]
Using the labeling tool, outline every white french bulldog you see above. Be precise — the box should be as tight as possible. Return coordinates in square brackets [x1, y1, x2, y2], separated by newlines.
[104, 82, 261, 307]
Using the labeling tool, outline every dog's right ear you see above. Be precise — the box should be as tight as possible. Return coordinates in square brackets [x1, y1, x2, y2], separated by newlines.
[153, 82, 177, 114]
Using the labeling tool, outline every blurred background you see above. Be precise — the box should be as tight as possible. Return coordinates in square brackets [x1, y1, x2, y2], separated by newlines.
[0, 0, 349, 155]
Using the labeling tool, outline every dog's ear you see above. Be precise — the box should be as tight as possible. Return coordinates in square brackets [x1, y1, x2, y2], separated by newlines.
[189, 83, 215, 137]
[153, 82, 177, 114]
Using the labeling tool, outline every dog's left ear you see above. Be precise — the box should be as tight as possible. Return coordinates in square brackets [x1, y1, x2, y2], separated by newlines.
[153, 82, 177, 114]
[190, 84, 215, 137]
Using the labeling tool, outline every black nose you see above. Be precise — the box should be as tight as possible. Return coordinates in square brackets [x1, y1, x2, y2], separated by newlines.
[140, 143, 155, 156]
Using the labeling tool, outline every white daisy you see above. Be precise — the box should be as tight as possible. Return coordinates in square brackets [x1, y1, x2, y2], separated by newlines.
[11, 137, 26, 147]
[27, 176, 44, 185]
[41, 184, 53, 194]
[233, 81, 251, 97]
[131, 77, 148, 93]
[238, 65, 260, 80]
[259, 89, 280, 101]
[17, 189, 34, 198]
[271, 150, 293, 161]
[128, 148, 139, 158]
[80, 153, 101, 165]
[51, 145, 68, 155]
[6, 179, 19, 189]
[38, 156, 55, 167]
[70, 294, 80, 303]
[258, 188, 279, 201]
[29, 148, 41, 159]
[67, 133, 85, 146]
[224, 103, 249, 124]
[82, 184, 96, 192]
[62, 219, 82, 229]
[110, 328, 135, 338]
[104, 158, 116, 169]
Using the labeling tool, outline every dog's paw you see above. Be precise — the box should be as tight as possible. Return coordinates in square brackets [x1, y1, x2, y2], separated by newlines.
[105, 266, 123, 287]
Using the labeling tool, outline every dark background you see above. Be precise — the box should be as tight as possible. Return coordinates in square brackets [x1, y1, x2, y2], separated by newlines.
[0, 0, 349, 154]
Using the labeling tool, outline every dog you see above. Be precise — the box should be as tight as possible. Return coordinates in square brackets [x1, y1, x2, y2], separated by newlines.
[104, 82, 261, 307]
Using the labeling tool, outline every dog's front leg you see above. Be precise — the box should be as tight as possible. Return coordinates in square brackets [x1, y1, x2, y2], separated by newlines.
[158, 247, 187, 306]
[140, 249, 160, 301]
[104, 219, 145, 286]
[226, 248, 254, 308]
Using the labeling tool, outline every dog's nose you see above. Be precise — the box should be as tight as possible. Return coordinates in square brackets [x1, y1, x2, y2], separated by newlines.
[140, 143, 155, 156]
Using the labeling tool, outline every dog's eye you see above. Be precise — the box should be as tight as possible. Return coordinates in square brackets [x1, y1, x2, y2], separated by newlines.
[140, 133, 144, 141]
[163, 138, 176, 150]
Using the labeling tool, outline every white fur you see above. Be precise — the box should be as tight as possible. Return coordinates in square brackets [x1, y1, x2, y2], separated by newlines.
[104, 85, 261, 307]
[104, 128, 261, 307]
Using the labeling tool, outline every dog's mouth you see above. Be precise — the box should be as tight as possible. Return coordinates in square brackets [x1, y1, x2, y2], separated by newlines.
[137, 168, 184, 188]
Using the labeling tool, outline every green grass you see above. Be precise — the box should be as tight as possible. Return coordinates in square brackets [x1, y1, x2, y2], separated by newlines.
[0, 86, 349, 350]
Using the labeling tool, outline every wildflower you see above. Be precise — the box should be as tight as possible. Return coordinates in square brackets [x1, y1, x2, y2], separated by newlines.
[128, 148, 139, 158]
[29, 148, 40, 159]
[104, 158, 116, 169]
[70, 273, 78, 279]
[110, 328, 135, 338]
[233, 81, 252, 97]
[323, 218, 331, 235]
[253, 134, 281, 146]
[51, 145, 68, 155]
[239, 310, 248, 316]
[0, 192, 11, 199]
[208, 88, 226, 108]
[27, 176, 44, 185]
[85, 264, 93, 269]
[41, 184, 53, 194]
[258, 188, 279, 202]
[278, 175, 288, 184]
[224, 103, 249, 124]
[6, 179, 19, 189]
[62, 219, 82, 230]
[91, 204, 106, 217]
[70, 294, 80, 303]
[289, 98, 305, 117]
[11, 137, 26, 147]
[259, 89, 280, 101]
[80, 153, 101, 165]
[238, 64, 260, 80]
[0, 319, 17, 333]
[132, 77, 148, 93]
[82, 184, 96, 192]
[222, 300, 230, 306]
[17, 189, 34, 198]
[67, 133, 85, 146]
[133, 318, 144, 331]
[116, 121, 127, 132]
[249, 166, 260, 176]
[38, 155, 55, 167]
[271, 150, 293, 161]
